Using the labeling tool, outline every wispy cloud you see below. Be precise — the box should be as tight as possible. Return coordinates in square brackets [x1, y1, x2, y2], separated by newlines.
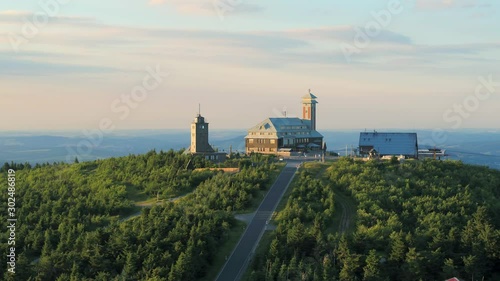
[0, 10, 97, 25]
[282, 26, 412, 45]
[1, 10, 499, 75]
[415, 0, 492, 10]
[0, 57, 116, 76]
[146, 0, 263, 15]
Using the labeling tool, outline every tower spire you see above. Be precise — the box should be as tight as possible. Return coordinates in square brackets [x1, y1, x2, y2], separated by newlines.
[198, 103, 201, 116]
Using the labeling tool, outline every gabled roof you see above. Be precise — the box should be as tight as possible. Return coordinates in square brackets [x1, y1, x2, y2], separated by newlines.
[247, 118, 279, 133]
[246, 117, 323, 138]
[247, 117, 307, 133]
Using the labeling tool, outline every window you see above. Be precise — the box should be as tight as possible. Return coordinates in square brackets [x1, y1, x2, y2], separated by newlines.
[249, 139, 254, 144]
[270, 139, 276, 144]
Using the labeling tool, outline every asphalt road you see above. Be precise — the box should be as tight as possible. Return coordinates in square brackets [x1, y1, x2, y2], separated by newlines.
[215, 161, 300, 281]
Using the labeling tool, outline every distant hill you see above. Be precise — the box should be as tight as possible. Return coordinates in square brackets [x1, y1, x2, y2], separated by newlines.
[1, 129, 499, 169]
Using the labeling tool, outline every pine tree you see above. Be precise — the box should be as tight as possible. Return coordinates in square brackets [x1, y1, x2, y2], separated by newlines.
[363, 250, 381, 281]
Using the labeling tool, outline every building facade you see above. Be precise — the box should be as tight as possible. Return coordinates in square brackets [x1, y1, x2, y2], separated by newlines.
[245, 92, 324, 155]
[359, 132, 418, 158]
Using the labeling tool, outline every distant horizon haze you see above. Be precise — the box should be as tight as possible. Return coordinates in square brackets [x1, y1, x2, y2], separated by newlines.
[1, 129, 499, 170]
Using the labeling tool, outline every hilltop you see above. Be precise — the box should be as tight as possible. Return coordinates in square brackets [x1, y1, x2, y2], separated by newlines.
[1, 151, 500, 280]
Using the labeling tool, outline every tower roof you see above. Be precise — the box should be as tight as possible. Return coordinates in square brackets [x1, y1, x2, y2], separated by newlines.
[302, 91, 318, 104]
[302, 92, 317, 99]
[302, 89, 318, 102]
[193, 114, 206, 124]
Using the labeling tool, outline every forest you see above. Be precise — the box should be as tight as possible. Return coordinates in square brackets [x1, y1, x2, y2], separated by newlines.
[0, 150, 280, 280]
[247, 158, 500, 281]
[2, 152, 500, 280]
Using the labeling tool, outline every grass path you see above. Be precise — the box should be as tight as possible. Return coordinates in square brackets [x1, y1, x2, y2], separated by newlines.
[301, 161, 357, 234]
[332, 189, 356, 234]
[322, 164, 357, 235]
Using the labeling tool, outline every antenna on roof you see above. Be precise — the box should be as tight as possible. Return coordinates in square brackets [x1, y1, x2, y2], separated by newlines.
[282, 106, 287, 117]
[198, 103, 201, 116]
[309, 89, 311, 94]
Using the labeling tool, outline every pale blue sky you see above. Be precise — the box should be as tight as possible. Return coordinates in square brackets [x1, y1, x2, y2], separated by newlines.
[1, 0, 499, 130]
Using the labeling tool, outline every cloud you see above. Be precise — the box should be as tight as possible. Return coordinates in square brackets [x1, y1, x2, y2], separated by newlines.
[415, 0, 491, 10]
[1, 10, 499, 75]
[149, 0, 166, 5]
[0, 57, 116, 76]
[146, 0, 264, 16]
[0, 10, 98, 26]
[282, 26, 412, 45]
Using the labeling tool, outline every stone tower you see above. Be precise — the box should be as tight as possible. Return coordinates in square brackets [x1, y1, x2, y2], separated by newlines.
[190, 107, 214, 153]
[302, 90, 318, 130]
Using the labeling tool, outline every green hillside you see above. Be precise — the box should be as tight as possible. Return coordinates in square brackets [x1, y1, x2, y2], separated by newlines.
[0, 150, 281, 280]
[3, 152, 499, 280]
[247, 158, 500, 281]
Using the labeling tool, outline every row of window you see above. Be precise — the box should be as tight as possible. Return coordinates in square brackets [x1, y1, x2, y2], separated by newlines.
[249, 131, 310, 137]
[253, 148, 276, 152]
[362, 138, 392, 142]
[248, 139, 276, 144]
[249, 132, 275, 136]
[279, 126, 307, 130]
[280, 131, 310, 136]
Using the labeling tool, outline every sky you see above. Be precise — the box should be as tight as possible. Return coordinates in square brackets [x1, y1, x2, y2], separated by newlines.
[1, 0, 499, 131]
